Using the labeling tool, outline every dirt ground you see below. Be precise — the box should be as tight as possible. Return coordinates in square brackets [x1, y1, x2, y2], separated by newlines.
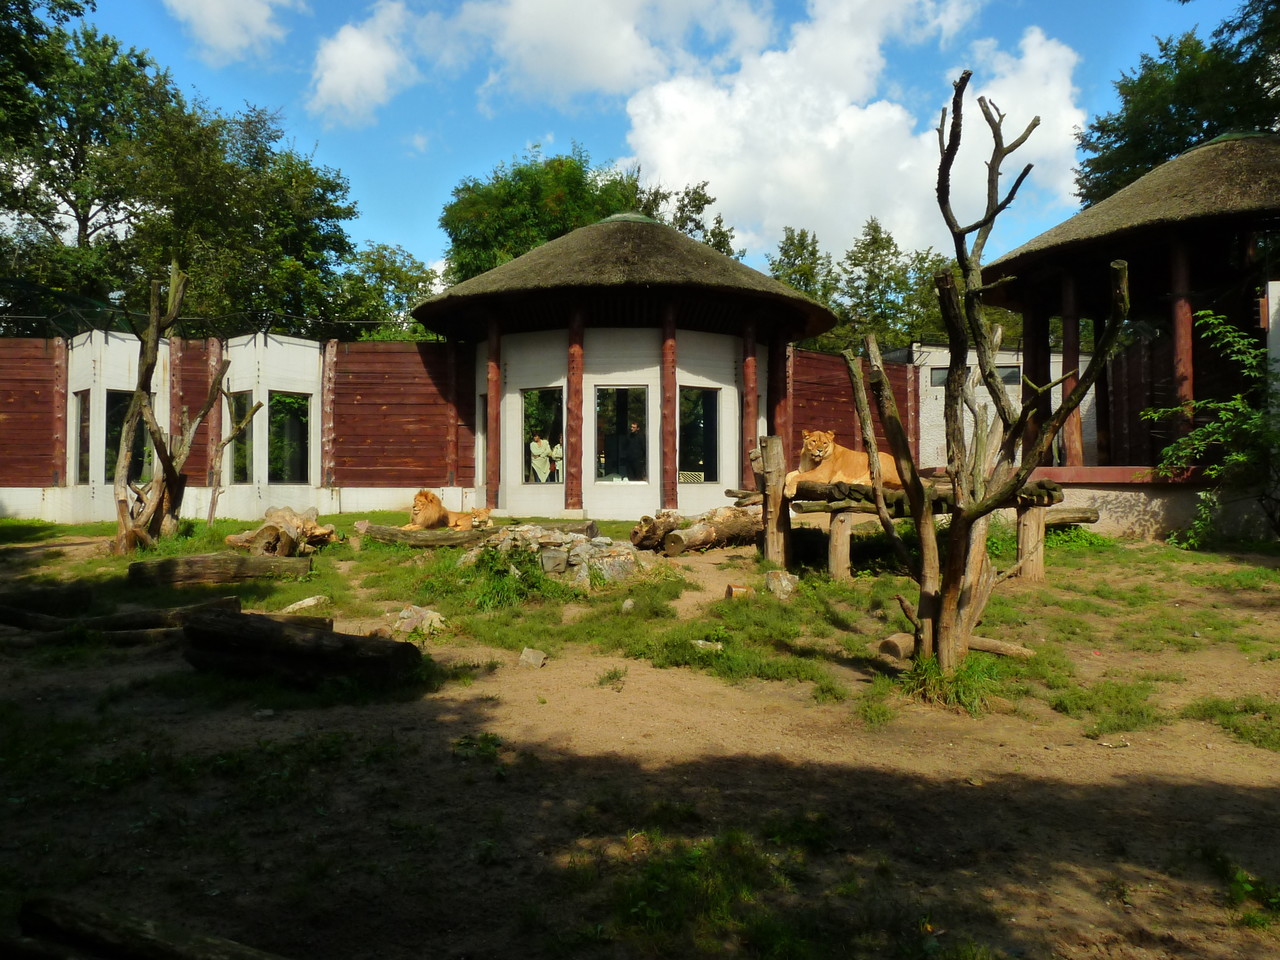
[2, 534, 1279, 959]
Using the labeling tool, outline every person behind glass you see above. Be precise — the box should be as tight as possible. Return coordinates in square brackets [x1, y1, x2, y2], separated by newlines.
[620, 421, 646, 480]
[529, 432, 552, 482]
[550, 434, 563, 483]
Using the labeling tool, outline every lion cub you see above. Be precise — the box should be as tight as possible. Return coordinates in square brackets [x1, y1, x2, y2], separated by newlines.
[782, 430, 903, 498]
[402, 489, 492, 531]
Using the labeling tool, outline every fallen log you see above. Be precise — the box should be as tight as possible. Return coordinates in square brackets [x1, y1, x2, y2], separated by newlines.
[128, 554, 311, 587]
[0, 582, 94, 615]
[662, 506, 762, 557]
[878, 632, 1034, 660]
[352, 521, 491, 548]
[17, 895, 292, 960]
[1045, 506, 1100, 527]
[225, 506, 338, 557]
[630, 510, 685, 550]
[1, 626, 186, 650]
[182, 611, 422, 687]
[0, 596, 241, 633]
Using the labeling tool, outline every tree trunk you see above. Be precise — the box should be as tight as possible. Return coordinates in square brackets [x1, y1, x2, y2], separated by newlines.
[661, 507, 762, 556]
[828, 511, 855, 580]
[128, 554, 312, 586]
[225, 507, 338, 557]
[1045, 506, 1099, 527]
[17, 895, 292, 960]
[181, 612, 422, 688]
[761, 436, 790, 566]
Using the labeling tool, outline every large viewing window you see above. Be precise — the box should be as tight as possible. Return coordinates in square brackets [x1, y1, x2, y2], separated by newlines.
[104, 390, 151, 484]
[227, 390, 255, 484]
[522, 387, 564, 484]
[595, 387, 647, 481]
[268, 391, 309, 484]
[678, 387, 718, 483]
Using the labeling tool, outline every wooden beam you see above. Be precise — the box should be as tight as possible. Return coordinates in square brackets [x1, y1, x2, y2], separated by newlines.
[661, 305, 678, 510]
[761, 435, 790, 566]
[321, 339, 337, 486]
[486, 316, 501, 510]
[566, 308, 585, 510]
[1015, 504, 1046, 582]
[741, 316, 758, 490]
[445, 340, 459, 486]
[767, 335, 791, 470]
[828, 510, 854, 580]
[51, 336, 67, 486]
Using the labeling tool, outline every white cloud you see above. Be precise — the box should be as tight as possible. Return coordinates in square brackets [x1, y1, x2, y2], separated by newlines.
[307, 1, 419, 127]
[623, 2, 1083, 262]
[161, 0, 303, 65]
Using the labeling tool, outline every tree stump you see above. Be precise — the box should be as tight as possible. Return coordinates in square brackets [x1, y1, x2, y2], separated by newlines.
[1016, 504, 1047, 582]
[761, 436, 790, 567]
[181, 611, 422, 688]
[225, 506, 338, 557]
[630, 510, 684, 550]
[828, 511, 855, 580]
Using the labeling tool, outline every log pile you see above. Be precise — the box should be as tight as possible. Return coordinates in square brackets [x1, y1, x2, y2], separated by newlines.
[181, 610, 422, 688]
[789, 478, 1065, 515]
[630, 506, 762, 556]
[6, 895, 292, 959]
[225, 506, 339, 557]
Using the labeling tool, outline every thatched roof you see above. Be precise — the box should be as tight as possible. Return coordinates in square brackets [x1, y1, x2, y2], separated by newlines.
[412, 213, 836, 341]
[989, 133, 1280, 278]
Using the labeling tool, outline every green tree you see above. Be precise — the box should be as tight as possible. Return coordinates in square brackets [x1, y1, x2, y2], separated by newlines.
[766, 226, 837, 307]
[0, 0, 94, 146]
[1076, 0, 1279, 206]
[345, 243, 440, 341]
[439, 145, 742, 285]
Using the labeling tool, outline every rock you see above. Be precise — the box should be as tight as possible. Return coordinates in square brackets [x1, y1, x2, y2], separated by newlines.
[589, 551, 639, 583]
[540, 548, 569, 574]
[621, 598, 635, 612]
[693, 639, 724, 651]
[519, 647, 547, 668]
[764, 570, 800, 601]
[281, 595, 331, 614]
[394, 605, 447, 636]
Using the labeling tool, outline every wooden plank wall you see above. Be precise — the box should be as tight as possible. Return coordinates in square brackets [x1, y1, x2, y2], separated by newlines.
[790, 349, 918, 462]
[330, 342, 476, 487]
[169, 338, 215, 482]
[0, 338, 64, 486]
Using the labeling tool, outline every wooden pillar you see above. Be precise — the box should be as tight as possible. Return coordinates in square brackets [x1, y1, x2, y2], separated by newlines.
[906, 361, 920, 463]
[767, 334, 792, 470]
[741, 317, 758, 490]
[828, 510, 854, 581]
[1094, 315, 1112, 465]
[1015, 504, 1046, 582]
[1060, 273, 1084, 466]
[321, 340, 337, 486]
[1171, 239, 1195, 430]
[51, 337, 68, 486]
[566, 310, 584, 510]
[205, 338, 224, 486]
[1021, 297, 1052, 462]
[761, 435, 790, 567]
[660, 306, 678, 510]
[444, 341, 459, 486]
[486, 317, 501, 511]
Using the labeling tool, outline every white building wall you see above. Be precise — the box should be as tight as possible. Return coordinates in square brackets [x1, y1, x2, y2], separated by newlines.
[908, 345, 1099, 468]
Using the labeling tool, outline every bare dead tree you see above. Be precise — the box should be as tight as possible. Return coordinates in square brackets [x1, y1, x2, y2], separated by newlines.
[111, 268, 257, 553]
[847, 71, 1130, 673]
[205, 391, 263, 526]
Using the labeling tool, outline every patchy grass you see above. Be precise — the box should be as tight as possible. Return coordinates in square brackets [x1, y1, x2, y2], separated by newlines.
[1181, 695, 1280, 751]
[1049, 679, 1165, 738]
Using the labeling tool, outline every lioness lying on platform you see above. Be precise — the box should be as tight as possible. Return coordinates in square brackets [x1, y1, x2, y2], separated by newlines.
[782, 429, 903, 499]
[402, 489, 491, 531]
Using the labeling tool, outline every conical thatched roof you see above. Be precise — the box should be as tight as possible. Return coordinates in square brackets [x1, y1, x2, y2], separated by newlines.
[412, 214, 836, 340]
[990, 133, 1280, 277]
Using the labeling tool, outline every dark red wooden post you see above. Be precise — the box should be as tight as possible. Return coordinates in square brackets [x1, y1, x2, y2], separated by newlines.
[661, 306, 678, 509]
[486, 317, 502, 510]
[1171, 239, 1195, 432]
[1060, 272, 1084, 466]
[205, 338, 224, 486]
[767, 334, 791, 470]
[741, 317, 758, 489]
[445, 341, 459, 486]
[169, 337, 184, 440]
[52, 337, 67, 486]
[566, 309, 585, 510]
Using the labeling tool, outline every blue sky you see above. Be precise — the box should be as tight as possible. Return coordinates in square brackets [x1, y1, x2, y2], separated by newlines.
[86, 0, 1240, 273]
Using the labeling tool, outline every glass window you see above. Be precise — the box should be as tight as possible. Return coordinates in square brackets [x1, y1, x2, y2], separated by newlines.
[522, 387, 564, 484]
[104, 390, 151, 484]
[997, 365, 1021, 385]
[74, 389, 90, 484]
[595, 387, 647, 481]
[678, 387, 718, 483]
[929, 367, 949, 388]
[228, 390, 255, 484]
[268, 391, 309, 484]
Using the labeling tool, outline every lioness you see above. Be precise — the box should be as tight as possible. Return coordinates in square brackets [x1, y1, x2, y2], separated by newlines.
[402, 490, 491, 531]
[782, 429, 903, 498]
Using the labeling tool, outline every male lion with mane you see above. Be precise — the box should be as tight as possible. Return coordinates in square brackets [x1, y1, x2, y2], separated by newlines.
[782, 429, 903, 498]
[402, 489, 491, 531]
